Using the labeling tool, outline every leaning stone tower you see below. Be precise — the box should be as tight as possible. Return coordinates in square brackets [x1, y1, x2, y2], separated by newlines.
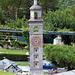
[28, 0, 44, 75]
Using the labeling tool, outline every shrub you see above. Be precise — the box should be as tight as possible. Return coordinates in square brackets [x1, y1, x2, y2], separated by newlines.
[2, 41, 28, 50]
[2, 41, 10, 45]
[0, 43, 3, 48]
[18, 42, 27, 50]
[11, 41, 19, 49]
[44, 44, 75, 71]
[0, 35, 7, 40]
[2, 41, 10, 49]
[0, 54, 29, 61]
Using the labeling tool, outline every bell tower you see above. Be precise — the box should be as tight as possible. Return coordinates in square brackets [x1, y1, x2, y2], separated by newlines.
[29, 0, 44, 75]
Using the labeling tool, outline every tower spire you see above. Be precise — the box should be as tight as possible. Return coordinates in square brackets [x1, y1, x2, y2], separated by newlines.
[34, 0, 37, 5]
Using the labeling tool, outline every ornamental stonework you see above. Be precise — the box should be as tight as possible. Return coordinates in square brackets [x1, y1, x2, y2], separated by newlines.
[31, 36, 42, 48]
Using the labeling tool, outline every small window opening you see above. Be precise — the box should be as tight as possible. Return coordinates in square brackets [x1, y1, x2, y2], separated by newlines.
[34, 48, 38, 52]
[34, 55, 38, 60]
[34, 62, 37, 67]
[36, 63, 37, 65]
[35, 49, 37, 52]
[34, 26, 38, 32]
[36, 56, 37, 58]
[34, 12, 38, 19]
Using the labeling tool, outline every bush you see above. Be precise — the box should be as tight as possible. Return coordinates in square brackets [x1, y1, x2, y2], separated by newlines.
[18, 42, 27, 50]
[0, 35, 7, 40]
[19, 42, 27, 46]
[0, 43, 3, 48]
[0, 54, 29, 61]
[43, 10, 75, 31]
[44, 44, 75, 70]
[2, 41, 10, 45]
[11, 41, 19, 49]
[2, 41, 28, 50]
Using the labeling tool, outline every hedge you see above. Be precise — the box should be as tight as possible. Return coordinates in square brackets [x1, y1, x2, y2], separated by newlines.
[0, 54, 29, 61]
[2, 40, 28, 49]
[0, 43, 3, 48]
[44, 44, 75, 70]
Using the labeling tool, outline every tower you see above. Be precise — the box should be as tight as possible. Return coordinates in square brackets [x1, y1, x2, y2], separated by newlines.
[29, 0, 44, 75]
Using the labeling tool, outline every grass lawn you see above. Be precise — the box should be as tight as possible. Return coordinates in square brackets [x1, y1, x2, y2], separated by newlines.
[0, 49, 29, 55]
[0, 71, 15, 75]
[17, 62, 29, 66]
[44, 71, 48, 74]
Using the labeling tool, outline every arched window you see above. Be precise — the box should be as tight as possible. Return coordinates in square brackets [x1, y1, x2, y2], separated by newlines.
[34, 26, 38, 32]
[34, 12, 38, 19]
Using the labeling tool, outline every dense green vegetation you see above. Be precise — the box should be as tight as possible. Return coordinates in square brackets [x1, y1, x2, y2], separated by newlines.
[0, 40, 28, 49]
[58, 0, 75, 10]
[43, 9, 75, 31]
[0, 54, 29, 61]
[44, 44, 75, 71]
[0, 0, 75, 31]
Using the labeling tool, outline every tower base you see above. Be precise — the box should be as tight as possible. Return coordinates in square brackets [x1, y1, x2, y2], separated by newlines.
[29, 70, 44, 75]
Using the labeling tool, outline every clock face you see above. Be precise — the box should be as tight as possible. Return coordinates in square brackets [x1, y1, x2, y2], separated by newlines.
[31, 36, 42, 48]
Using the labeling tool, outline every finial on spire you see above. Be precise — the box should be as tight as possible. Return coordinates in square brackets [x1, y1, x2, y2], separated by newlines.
[34, 0, 37, 5]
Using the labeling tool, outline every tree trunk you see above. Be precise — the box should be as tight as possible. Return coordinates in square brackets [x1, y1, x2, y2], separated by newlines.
[11, 7, 15, 20]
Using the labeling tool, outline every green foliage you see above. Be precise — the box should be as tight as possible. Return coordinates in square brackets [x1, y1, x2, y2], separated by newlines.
[44, 44, 75, 70]
[11, 41, 19, 49]
[0, 54, 29, 61]
[0, 7, 5, 24]
[5, 16, 28, 30]
[22, 27, 29, 46]
[39, 0, 59, 12]
[0, 35, 7, 40]
[0, 0, 33, 19]
[18, 41, 27, 50]
[43, 9, 75, 31]
[2, 40, 27, 49]
[0, 43, 3, 48]
[2, 40, 10, 45]
[0, 0, 25, 19]
[11, 41, 19, 46]
[71, 36, 75, 43]
[58, 0, 75, 10]
[0, 25, 10, 30]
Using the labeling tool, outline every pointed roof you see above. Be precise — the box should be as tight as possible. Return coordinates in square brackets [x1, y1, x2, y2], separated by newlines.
[30, 5, 42, 10]
[30, 0, 42, 10]
[1, 58, 15, 65]
[0, 57, 17, 67]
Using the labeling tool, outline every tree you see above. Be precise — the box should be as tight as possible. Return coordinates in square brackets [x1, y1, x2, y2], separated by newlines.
[0, 0, 25, 20]
[0, 0, 59, 20]
[0, 7, 5, 24]
[58, 0, 75, 10]
[43, 9, 75, 31]
[44, 44, 75, 71]
[22, 27, 29, 48]
[5, 16, 28, 30]
[20, 0, 33, 19]
[39, 0, 59, 13]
